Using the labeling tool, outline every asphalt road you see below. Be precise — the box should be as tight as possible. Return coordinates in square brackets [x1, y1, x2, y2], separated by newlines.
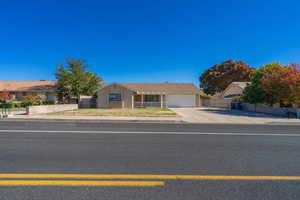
[0, 120, 300, 199]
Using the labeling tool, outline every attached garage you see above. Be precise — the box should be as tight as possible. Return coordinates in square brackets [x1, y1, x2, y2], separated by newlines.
[167, 95, 196, 107]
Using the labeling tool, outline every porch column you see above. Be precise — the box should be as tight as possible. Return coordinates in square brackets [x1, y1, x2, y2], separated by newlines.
[131, 95, 134, 109]
[165, 95, 168, 108]
[141, 93, 144, 108]
[160, 94, 163, 108]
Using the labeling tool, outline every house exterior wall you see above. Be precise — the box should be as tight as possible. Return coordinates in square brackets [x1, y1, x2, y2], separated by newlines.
[15, 92, 24, 100]
[195, 94, 201, 107]
[97, 84, 134, 108]
[222, 85, 244, 98]
[97, 83, 203, 108]
[202, 97, 232, 108]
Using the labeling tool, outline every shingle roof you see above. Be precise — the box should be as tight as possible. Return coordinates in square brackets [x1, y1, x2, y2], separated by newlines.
[117, 82, 204, 95]
[230, 82, 251, 89]
[0, 81, 57, 92]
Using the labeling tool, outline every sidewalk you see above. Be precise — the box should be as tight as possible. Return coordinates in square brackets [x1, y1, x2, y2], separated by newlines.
[7, 108, 300, 125]
[171, 107, 300, 124]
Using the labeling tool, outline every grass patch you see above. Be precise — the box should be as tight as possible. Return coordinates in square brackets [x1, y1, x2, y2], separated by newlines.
[47, 108, 177, 117]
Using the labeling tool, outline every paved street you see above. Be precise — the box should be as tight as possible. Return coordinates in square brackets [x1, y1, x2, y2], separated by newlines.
[0, 120, 300, 199]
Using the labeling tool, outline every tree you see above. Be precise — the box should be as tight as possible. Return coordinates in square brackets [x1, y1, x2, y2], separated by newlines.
[243, 62, 300, 108]
[260, 63, 300, 107]
[199, 60, 255, 95]
[279, 64, 300, 107]
[242, 84, 265, 111]
[243, 63, 280, 106]
[55, 58, 103, 103]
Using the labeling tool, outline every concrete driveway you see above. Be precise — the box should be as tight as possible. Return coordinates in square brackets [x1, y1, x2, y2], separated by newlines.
[171, 107, 300, 124]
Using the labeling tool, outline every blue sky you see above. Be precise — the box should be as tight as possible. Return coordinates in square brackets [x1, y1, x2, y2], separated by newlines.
[0, 0, 300, 86]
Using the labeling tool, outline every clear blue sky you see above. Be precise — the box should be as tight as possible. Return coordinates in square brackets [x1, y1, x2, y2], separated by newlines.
[0, 0, 299, 86]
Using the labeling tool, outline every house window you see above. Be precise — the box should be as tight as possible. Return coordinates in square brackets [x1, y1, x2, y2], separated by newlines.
[145, 95, 159, 102]
[109, 93, 121, 102]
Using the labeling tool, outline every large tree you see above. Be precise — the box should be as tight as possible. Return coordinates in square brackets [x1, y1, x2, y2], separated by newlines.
[260, 63, 300, 107]
[55, 58, 103, 103]
[199, 60, 255, 95]
[243, 62, 300, 107]
[243, 63, 280, 107]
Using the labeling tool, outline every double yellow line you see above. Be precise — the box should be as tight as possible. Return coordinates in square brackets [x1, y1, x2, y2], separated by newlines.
[0, 180, 164, 187]
[0, 174, 300, 186]
[0, 174, 166, 187]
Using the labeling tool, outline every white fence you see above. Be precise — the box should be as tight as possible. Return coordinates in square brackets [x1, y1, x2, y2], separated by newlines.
[26, 104, 78, 115]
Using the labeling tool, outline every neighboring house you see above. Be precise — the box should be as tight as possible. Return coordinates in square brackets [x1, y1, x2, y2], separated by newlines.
[202, 82, 250, 108]
[221, 82, 250, 99]
[97, 82, 204, 108]
[0, 81, 57, 102]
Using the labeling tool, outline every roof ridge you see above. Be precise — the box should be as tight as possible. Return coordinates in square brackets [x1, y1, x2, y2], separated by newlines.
[0, 80, 57, 82]
[118, 82, 195, 84]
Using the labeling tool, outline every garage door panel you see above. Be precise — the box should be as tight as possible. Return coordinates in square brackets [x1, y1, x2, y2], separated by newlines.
[167, 95, 195, 107]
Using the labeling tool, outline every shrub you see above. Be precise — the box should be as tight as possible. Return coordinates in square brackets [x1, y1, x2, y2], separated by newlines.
[0, 103, 12, 108]
[0, 102, 24, 108]
[21, 95, 43, 106]
[42, 101, 55, 105]
[200, 95, 210, 99]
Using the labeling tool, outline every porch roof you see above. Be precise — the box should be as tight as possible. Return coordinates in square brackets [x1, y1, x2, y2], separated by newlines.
[118, 82, 204, 95]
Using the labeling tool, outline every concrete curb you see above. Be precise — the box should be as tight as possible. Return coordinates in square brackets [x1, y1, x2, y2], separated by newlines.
[2, 118, 300, 125]
[1, 118, 185, 124]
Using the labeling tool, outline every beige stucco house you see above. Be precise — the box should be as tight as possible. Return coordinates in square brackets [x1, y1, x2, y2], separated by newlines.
[0, 81, 57, 102]
[97, 82, 204, 108]
[221, 82, 250, 99]
[201, 82, 250, 108]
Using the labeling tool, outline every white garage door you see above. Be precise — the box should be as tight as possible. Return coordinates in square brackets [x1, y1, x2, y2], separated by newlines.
[167, 95, 196, 107]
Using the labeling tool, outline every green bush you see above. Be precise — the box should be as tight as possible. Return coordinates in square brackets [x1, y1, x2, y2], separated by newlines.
[0, 102, 23, 108]
[21, 99, 35, 107]
[0, 103, 13, 108]
[42, 101, 55, 105]
[20, 100, 55, 107]
[200, 95, 210, 99]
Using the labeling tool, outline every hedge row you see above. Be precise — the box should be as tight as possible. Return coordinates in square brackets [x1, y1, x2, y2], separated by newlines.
[0, 101, 55, 108]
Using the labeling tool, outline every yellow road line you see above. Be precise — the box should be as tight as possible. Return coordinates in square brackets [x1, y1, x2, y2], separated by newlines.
[0, 180, 165, 186]
[0, 174, 300, 181]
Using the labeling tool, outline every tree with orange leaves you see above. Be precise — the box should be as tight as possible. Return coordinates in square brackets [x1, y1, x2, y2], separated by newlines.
[260, 63, 300, 107]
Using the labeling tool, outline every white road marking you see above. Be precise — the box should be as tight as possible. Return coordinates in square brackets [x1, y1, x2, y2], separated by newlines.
[0, 130, 298, 136]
